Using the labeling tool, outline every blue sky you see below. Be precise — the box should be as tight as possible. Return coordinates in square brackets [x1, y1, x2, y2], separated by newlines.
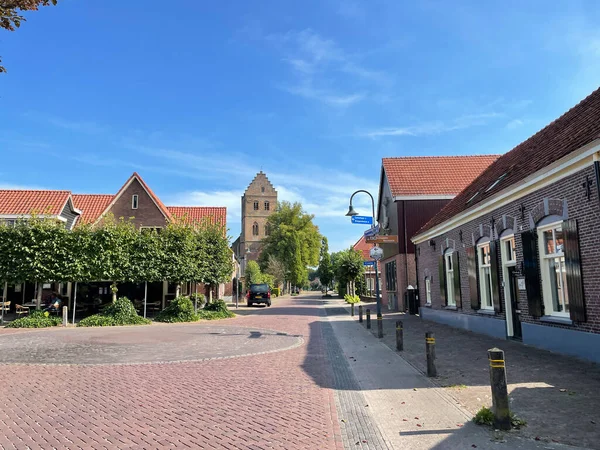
[1, 1, 599, 251]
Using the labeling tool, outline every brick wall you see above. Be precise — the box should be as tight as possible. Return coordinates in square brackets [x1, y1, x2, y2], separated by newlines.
[107, 178, 167, 228]
[415, 165, 600, 334]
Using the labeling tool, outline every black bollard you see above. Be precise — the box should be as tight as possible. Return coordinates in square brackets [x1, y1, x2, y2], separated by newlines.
[488, 348, 511, 430]
[358, 305, 363, 323]
[351, 303, 354, 317]
[377, 315, 383, 338]
[396, 321, 403, 351]
[426, 332, 437, 377]
[366, 309, 371, 329]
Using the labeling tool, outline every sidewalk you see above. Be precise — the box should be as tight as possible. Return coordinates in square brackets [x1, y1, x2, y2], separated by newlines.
[352, 301, 600, 449]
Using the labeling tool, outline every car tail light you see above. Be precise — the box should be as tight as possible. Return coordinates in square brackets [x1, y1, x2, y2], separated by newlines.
[267, 292, 271, 299]
[245, 291, 249, 299]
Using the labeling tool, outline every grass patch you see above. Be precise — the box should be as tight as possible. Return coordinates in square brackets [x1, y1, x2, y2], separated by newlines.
[473, 406, 527, 429]
[5, 310, 62, 328]
[78, 297, 151, 327]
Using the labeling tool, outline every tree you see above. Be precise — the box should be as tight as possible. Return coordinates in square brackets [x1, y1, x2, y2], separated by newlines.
[198, 220, 233, 300]
[265, 254, 286, 289]
[244, 260, 262, 290]
[259, 201, 321, 290]
[158, 220, 196, 298]
[332, 247, 365, 298]
[1, 0, 58, 73]
[317, 237, 334, 294]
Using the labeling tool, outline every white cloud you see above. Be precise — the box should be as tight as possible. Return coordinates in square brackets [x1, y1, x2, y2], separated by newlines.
[505, 119, 525, 130]
[23, 112, 107, 134]
[360, 113, 503, 138]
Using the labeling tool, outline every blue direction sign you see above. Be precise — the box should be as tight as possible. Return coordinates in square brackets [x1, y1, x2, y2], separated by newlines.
[351, 215, 373, 225]
[363, 261, 375, 267]
[364, 224, 380, 237]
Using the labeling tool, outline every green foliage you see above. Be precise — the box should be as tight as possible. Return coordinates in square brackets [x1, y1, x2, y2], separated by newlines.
[473, 407, 494, 426]
[155, 296, 199, 323]
[78, 297, 150, 327]
[510, 414, 527, 429]
[77, 314, 116, 327]
[204, 299, 229, 312]
[344, 294, 360, 304]
[332, 247, 365, 297]
[198, 221, 234, 288]
[264, 255, 286, 288]
[271, 287, 280, 297]
[245, 260, 275, 290]
[5, 310, 61, 328]
[190, 292, 205, 309]
[317, 237, 334, 293]
[200, 299, 235, 319]
[259, 201, 322, 288]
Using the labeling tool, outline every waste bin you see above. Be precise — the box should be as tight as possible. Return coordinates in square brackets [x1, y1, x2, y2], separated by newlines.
[406, 286, 419, 315]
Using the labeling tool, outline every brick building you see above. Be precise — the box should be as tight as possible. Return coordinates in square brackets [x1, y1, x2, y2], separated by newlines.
[412, 87, 600, 363]
[0, 172, 231, 312]
[233, 171, 277, 276]
[352, 235, 380, 297]
[375, 156, 497, 311]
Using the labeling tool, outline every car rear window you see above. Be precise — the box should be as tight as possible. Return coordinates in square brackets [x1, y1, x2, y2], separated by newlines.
[250, 284, 269, 293]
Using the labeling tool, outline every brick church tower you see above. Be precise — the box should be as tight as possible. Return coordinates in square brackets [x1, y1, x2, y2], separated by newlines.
[238, 172, 277, 271]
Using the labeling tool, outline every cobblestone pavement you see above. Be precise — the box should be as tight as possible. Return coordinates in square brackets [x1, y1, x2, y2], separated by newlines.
[0, 296, 343, 449]
[356, 301, 599, 449]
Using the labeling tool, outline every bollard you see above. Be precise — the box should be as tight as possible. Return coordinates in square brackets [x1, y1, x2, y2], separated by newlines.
[351, 304, 354, 317]
[377, 315, 383, 338]
[366, 309, 371, 329]
[62, 306, 68, 327]
[426, 332, 437, 377]
[396, 321, 403, 351]
[488, 348, 511, 430]
[358, 305, 363, 323]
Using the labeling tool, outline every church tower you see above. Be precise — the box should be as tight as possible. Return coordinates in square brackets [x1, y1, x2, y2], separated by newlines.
[239, 171, 277, 267]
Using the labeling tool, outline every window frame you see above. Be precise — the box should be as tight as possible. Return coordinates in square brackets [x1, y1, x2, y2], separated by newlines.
[253, 201, 259, 211]
[425, 277, 431, 304]
[444, 250, 455, 306]
[537, 221, 569, 318]
[132, 194, 139, 210]
[252, 222, 259, 236]
[477, 241, 494, 310]
[264, 201, 270, 211]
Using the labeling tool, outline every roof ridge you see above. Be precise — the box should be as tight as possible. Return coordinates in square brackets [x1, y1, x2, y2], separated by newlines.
[383, 155, 499, 160]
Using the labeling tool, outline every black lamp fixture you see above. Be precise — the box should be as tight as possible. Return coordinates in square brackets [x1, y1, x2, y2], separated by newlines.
[429, 239, 436, 250]
[345, 205, 359, 217]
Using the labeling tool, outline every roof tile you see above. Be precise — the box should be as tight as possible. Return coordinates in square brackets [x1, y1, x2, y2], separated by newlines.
[0, 190, 70, 216]
[167, 206, 227, 227]
[72, 194, 114, 224]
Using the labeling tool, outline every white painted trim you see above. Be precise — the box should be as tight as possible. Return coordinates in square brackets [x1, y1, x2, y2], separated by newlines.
[537, 221, 570, 318]
[393, 195, 455, 201]
[0, 214, 66, 222]
[501, 234, 516, 337]
[413, 140, 600, 244]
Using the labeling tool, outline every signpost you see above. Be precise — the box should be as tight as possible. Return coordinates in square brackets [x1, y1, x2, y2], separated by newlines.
[366, 235, 399, 244]
[351, 215, 373, 225]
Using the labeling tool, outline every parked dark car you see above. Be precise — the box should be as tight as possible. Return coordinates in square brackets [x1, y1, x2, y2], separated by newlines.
[247, 284, 271, 307]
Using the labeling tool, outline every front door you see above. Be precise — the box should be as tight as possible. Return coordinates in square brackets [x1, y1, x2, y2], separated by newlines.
[507, 266, 522, 340]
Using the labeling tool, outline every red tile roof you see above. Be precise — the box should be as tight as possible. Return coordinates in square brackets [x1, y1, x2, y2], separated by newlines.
[72, 194, 114, 224]
[382, 155, 499, 197]
[0, 190, 70, 216]
[167, 206, 227, 226]
[418, 86, 600, 235]
[353, 235, 372, 260]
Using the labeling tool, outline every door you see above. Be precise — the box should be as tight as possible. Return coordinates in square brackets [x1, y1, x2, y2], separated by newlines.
[507, 266, 522, 340]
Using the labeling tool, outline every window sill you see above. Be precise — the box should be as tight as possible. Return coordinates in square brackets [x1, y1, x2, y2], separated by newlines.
[444, 305, 457, 311]
[424, 303, 432, 308]
[540, 315, 573, 326]
[477, 309, 496, 316]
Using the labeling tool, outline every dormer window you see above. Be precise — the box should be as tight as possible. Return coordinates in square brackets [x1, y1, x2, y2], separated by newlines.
[132, 194, 139, 210]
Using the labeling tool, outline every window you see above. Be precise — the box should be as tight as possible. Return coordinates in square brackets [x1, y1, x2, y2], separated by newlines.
[264, 224, 270, 236]
[132, 195, 139, 210]
[425, 277, 431, 304]
[538, 222, 569, 316]
[253, 201, 259, 210]
[252, 222, 259, 236]
[477, 242, 494, 309]
[264, 201, 270, 211]
[503, 235, 516, 263]
[261, 186, 265, 193]
[445, 251, 455, 305]
[5, 219, 15, 227]
[385, 261, 397, 291]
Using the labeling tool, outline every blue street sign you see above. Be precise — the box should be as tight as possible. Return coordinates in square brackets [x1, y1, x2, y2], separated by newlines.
[351, 215, 373, 225]
[363, 261, 375, 266]
[364, 224, 380, 237]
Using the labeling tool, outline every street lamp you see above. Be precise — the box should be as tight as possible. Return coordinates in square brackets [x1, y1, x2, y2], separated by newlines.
[346, 189, 383, 338]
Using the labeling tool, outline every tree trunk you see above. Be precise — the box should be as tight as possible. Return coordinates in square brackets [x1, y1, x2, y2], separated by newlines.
[175, 283, 181, 298]
[36, 282, 43, 309]
[111, 282, 118, 303]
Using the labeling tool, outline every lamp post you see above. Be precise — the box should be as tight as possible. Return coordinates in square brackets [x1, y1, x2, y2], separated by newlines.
[346, 190, 383, 336]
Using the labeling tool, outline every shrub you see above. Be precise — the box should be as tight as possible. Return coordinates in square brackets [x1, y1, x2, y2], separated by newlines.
[344, 294, 360, 304]
[473, 407, 494, 426]
[271, 287, 280, 297]
[78, 297, 151, 327]
[5, 310, 61, 328]
[189, 293, 205, 309]
[78, 314, 116, 327]
[155, 296, 199, 323]
[201, 299, 235, 319]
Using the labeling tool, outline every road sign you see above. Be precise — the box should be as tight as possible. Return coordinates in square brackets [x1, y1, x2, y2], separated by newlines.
[351, 215, 373, 225]
[366, 235, 399, 244]
[363, 260, 375, 266]
[363, 224, 380, 237]
[369, 246, 384, 261]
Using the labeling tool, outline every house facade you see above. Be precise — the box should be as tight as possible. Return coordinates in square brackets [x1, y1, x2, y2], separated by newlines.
[0, 172, 229, 311]
[412, 87, 600, 363]
[375, 156, 497, 311]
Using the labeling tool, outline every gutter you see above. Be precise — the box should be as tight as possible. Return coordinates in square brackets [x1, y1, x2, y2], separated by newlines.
[595, 153, 600, 207]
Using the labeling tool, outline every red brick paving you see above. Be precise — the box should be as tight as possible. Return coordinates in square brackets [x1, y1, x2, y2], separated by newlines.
[0, 296, 343, 449]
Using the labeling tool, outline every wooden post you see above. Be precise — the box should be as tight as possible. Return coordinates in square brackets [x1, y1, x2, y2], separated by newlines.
[377, 316, 383, 338]
[488, 348, 511, 430]
[62, 306, 68, 327]
[366, 309, 371, 329]
[396, 321, 403, 351]
[426, 332, 437, 377]
[358, 305, 363, 323]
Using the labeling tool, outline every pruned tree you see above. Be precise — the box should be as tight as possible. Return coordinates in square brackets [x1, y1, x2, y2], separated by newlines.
[265, 254, 286, 289]
[332, 247, 365, 298]
[317, 237, 334, 294]
[1, 0, 58, 73]
[198, 220, 233, 301]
